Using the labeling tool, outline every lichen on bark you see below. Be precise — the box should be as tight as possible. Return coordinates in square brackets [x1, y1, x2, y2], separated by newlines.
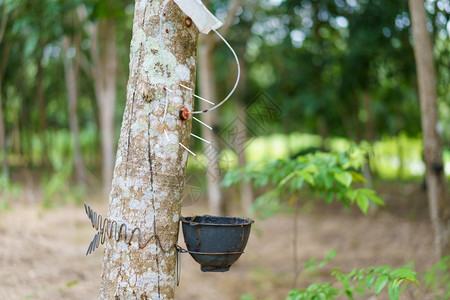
[99, 1, 199, 299]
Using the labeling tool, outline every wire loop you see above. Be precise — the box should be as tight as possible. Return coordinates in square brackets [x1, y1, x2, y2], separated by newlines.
[84, 203, 175, 255]
[187, 29, 240, 115]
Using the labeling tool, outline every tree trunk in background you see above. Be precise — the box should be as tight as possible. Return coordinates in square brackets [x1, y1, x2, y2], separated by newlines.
[36, 55, 49, 167]
[0, 85, 7, 176]
[236, 102, 254, 213]
[99, 1, 198, 298]
[0, 12, 8, 175]
[362, 91, 373, 188]
[62, 37, 87, 185]
[199, 41, 225, 216]
[198, 0, 240, 216]
[86, 17, 118, 196]
[409, 0, 450, 258]
[397, 139, 404, 180]
[234, 47, 253, 214]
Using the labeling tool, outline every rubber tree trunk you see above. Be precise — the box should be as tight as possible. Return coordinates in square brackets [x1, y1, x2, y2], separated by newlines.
[36, 55, 49, 167]
[62, 37, 87, 185]
[362, 91, 373, 188]
[99, 1, 198, 298]
[197, 0, 240, 216]
[236, 101, 254, 213]
[0, 12, 8, 176]
[0, 84, 6, 176]
[234, 48, 253, 214]
[90, 19, 118, 196]
[198, 40, 225, 216]
[409, 0, 450, 258]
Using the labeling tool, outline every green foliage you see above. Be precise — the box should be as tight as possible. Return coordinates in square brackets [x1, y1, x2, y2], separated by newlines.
[423, 256, 450, 299]
[0, 173, 21, 216]
[42, 165, 86, 208]
[240, 294, 256, 300]
[0, 172, 21, 198]
[287, 251, 418, 300]
[304, 249, 337, 274]
[41, 131, 86, 208]
[223, 146, 383, 218]
[2, 0, 450, 189]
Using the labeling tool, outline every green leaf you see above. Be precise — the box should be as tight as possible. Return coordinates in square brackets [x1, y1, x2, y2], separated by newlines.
[356, 195, 369, 214]
[374, 275, 389, 295]
[334, 172, 352, 187]
[323, 174, 333, 189]
[349, 171, 367, 183]
[346, 190, 357, 202]
[374, 266, 391, 273]
[388, 281, 400, 300]
[327, 249, 337, 261]
[279, 172, 296, 188]
[390, 268, 418, 283]
[365, 274, 376, 287]
[300, 171, 315, 185]
[325, 193, 334, 204]
[344, 289, 354, 299]
[303, 164, 319, 174]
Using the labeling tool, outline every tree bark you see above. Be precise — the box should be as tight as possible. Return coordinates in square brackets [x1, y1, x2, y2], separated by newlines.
[62, 36, 87, 185]
[409, 0, 450, 258]
[99, 1, 198, 298]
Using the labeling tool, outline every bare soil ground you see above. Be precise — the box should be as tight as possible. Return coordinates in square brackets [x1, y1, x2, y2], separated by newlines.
[0, 181, 437, 300]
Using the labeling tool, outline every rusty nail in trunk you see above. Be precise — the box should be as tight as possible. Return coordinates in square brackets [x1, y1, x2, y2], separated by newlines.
[185, 17, 192, 27]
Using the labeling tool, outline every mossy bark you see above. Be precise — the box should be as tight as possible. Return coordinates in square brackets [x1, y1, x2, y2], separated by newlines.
[99, 1, 199, 298]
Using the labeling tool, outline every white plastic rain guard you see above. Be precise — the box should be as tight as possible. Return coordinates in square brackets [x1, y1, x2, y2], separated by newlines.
[173, 0, 223, 34]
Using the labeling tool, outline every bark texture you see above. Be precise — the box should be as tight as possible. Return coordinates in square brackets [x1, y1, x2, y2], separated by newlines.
[409, 0, 450, 258]
[100, 1, 199, 298]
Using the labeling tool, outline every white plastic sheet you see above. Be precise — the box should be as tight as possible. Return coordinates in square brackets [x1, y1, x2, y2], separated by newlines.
[173, 0, 223, 34]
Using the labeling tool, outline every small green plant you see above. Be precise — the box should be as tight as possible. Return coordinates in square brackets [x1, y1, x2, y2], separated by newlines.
[423, 256, 450, 299]
[223, 145, 383, 218]
[287, 250, 417, 300]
